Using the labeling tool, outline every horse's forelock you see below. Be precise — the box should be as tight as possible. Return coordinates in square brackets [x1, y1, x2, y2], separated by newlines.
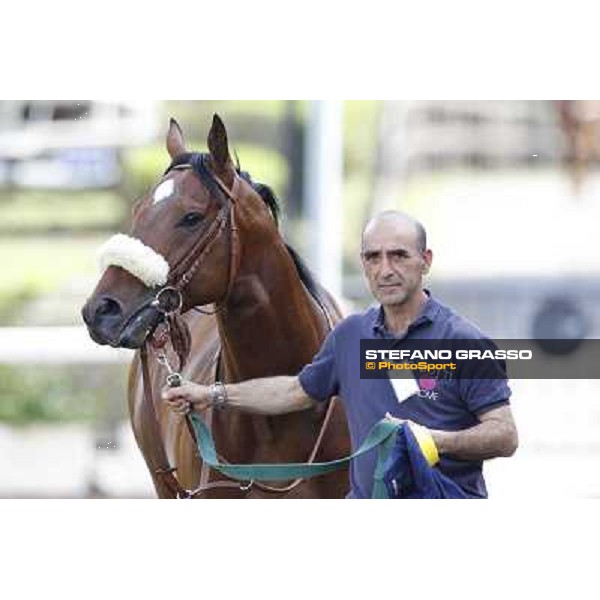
[165, 152, 221, 199]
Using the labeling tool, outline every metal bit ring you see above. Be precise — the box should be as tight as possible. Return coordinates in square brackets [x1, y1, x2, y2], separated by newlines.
[152, 286, 183, 315]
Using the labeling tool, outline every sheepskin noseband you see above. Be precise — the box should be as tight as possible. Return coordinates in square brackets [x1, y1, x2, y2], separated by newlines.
[97, 233, 170, 288]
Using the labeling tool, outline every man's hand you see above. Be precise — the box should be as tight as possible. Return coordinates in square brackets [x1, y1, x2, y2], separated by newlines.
[161, 381, 210, 415]
[384, 413, 440, 466]
[385, 412, 421, 431]
[385, 412, 404, 426]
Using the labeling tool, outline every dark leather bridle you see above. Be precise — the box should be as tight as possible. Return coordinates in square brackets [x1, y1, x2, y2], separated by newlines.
[155, 162, 243, 316]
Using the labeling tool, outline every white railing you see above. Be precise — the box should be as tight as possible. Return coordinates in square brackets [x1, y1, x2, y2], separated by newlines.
[0, 326, 134, 364]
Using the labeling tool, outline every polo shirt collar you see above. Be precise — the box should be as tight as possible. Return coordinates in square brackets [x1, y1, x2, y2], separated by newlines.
[371, 289, 440, 336]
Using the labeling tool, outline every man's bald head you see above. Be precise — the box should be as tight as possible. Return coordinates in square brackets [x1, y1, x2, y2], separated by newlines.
[360, 210, 432, 310]
[362, 211, 427, 253]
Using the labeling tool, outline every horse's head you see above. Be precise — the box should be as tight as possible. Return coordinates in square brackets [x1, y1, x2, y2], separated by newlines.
[82, 114, 279, 349]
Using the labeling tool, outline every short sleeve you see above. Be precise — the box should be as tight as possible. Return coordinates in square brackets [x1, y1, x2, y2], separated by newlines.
[459, 378, 512, 415]
[298, 329, 340, 402]
[458, 354, 512, 415]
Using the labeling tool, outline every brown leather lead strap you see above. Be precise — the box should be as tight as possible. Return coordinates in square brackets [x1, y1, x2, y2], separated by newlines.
[140, 343, 190, 499]
[167, 312, 191, 371]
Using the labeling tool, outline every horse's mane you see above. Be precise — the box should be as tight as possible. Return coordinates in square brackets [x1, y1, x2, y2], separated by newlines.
[166, 152, 324, 304]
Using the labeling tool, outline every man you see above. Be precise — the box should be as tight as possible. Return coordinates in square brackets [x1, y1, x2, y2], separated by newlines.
[163, 211, 518, 498]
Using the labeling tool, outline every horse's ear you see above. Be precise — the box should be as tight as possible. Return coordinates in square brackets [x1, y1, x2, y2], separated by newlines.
[207, 114, 231, 170]
[166, 118, 187, 158]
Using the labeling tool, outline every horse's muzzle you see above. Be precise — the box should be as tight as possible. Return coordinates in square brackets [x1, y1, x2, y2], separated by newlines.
[82, 294, 163, 349]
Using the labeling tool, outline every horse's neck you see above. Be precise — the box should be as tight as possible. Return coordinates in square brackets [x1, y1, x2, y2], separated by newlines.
[217, 243, 328, 381]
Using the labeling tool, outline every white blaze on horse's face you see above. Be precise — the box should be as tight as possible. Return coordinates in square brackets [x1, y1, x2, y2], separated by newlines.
[153, 178, 175, 205]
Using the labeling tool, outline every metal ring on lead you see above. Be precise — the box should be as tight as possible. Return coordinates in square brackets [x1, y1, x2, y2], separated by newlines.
[166, 373, 183, 388]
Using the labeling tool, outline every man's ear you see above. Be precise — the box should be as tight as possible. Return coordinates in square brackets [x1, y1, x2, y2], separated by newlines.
[422, 249, 433, 274]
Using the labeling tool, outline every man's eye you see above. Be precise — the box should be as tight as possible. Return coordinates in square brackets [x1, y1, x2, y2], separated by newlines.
[178, 213, 204, 228]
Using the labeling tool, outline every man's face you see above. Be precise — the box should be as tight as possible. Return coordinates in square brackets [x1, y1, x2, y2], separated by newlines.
[361, 219, 432, 308]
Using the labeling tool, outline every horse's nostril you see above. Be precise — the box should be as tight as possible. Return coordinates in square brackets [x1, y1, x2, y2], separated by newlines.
[96, 297, 122, 318]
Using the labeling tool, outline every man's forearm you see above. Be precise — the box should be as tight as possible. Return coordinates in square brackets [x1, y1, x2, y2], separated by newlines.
[431, 419, 518, 461]
[223, 376, 315, 415]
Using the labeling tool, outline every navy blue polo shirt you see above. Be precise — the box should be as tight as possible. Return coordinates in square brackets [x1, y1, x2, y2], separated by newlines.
[298, 292, 511, 499]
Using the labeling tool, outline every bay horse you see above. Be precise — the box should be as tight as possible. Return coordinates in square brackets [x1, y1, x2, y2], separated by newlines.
[81, 115, 350, 498]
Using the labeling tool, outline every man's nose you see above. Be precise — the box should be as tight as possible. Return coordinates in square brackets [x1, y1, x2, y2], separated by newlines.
[379, 255, 395, 277]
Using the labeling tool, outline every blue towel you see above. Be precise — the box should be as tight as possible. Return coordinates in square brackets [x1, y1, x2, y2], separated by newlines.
[382, 423, 471, 499]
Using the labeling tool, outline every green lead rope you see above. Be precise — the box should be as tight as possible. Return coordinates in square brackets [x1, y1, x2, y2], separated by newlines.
[188, 413, 400, 499]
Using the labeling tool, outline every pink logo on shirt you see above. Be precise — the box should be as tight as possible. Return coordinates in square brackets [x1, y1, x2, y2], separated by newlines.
[419, 378, 437, 391]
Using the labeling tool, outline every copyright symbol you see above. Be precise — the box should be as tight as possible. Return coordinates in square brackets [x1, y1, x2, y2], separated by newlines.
[366, 362, 376, 370]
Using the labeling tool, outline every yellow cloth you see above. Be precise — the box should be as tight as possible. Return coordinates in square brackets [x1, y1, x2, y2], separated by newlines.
[409, 423, 440, 466]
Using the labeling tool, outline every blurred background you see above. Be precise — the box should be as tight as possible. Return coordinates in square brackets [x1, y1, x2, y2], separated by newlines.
[1, 99, 599, 498]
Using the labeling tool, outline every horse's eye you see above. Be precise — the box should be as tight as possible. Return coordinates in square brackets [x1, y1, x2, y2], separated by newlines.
[177, 212, 204, 228]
